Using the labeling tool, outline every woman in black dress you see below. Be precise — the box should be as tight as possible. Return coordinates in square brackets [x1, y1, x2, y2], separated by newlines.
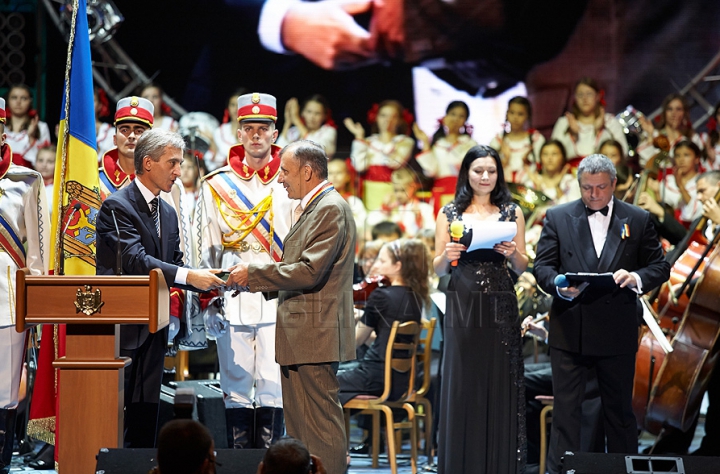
[434, 145, 529, 473]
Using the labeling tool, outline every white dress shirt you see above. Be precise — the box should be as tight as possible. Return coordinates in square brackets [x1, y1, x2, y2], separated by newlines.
[298, 180, 329, 212]
[587, 198, 642, 293]
[558, 198, 642, 299]
[134, 179, 188, 285]
[587, 199, 613, 258]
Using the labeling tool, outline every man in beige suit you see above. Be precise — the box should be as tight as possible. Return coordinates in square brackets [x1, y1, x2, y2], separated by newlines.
[227, 140, 356, 474]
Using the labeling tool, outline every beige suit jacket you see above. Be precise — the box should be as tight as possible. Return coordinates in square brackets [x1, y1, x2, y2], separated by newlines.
[247, 190, 357, 366]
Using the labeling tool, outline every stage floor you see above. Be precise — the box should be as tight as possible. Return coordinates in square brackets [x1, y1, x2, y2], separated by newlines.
[6, 456, 428, 474]
[8, 416, 708, 473]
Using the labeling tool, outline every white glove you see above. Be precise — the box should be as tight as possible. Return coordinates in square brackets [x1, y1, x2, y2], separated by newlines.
[168, 315, 180, 342]
[204, 309, 228, 338]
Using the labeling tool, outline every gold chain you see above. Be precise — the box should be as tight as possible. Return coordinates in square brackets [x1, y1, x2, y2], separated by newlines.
[209, 186, 274, 249]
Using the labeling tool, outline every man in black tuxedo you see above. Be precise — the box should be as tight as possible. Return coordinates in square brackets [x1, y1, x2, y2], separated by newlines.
[533, 154, 670, 474]
[96, 128, 224, 447]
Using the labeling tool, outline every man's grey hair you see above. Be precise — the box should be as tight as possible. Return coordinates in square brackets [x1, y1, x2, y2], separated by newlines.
[281, 140, 328, 180]
[699, 170, 720, 186]
[134, 128, 186, 175]
[577, 153, 617, 183]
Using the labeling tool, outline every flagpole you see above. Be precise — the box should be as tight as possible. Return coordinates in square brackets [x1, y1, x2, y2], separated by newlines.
[53, 0, 79, 275]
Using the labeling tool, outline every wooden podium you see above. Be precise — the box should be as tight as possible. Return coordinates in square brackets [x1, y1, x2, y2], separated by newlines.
[15, 268, 169, 474]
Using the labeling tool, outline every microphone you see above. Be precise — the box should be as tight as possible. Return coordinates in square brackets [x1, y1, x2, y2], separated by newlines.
[59, 203, 82, 276]
[111, 209, 123, 276]
[554, 274, 569, 288]
[449, 220, 464, 268]
[61, 203, 82, 236]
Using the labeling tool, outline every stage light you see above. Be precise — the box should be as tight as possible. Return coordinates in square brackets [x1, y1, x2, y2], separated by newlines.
[60, 0, 124, 44]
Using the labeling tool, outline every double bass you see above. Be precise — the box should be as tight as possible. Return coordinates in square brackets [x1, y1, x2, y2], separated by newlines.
[633, 192, 720, 435]
[642, 242, 720, 434]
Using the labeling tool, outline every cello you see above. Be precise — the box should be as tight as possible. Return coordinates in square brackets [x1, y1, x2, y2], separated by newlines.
[643, 239, 720, 434]
[633, 224, 720, 435]
[632, 181, 720, 433]
[649, 186, 720, 331]
[632, 242, 711, 431]
[653, 241, 712, 332]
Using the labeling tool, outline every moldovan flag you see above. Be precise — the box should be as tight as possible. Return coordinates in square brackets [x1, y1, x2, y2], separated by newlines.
[28, 0, 102, 466]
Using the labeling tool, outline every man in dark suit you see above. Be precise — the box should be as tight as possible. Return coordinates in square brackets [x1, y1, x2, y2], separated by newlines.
[227, 140, 356, 474]
[533, 154, 670, 474]
[96, 128, 224, 447]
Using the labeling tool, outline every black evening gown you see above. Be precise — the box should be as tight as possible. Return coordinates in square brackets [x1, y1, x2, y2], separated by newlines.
[437, 201, 526, 474]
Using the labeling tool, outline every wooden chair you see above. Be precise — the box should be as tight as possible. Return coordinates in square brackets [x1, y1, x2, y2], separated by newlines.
[344, 320, 421, 474]
[164, 350, 190, 381]
[406, 318, 437, 459]
[537, 395, 554, 474]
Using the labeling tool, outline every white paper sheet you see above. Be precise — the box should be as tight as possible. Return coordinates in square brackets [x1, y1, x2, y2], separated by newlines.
[430, 292, 446, 315]
[640, 298, 673, 354]
[465, 221, 518, 252]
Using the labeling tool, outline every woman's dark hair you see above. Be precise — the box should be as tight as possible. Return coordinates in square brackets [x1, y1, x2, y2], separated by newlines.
[571, 77, 602, 118]
[386, 239, 430, 306]
[182, 150, 208, 186]
[538, 139, 568, 174]
[139, 82, 172, 119]
[506, 96, 532, 127]
[328, 157, 355, 194]
[301, 94, 330, 118]
[657, 93, 694, 138]
[709, 102, 720, 148]
[598, 139, 624, 159]
[599, 139, 629, 182]
[431, 100, 471, 146]
[7, 83, 33, 104]
[673, 139, 702, 159]
[502, 96, 536, 161]
[371, 100, 409, 136]
[6, 84, 38, 138]
[139, 81, 165, 97]
[454, 145, 511, 213]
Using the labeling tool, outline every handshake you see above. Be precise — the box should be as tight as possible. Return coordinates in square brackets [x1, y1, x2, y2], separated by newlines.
[187, 263, 251, 294]
[194, 263, 252, 338]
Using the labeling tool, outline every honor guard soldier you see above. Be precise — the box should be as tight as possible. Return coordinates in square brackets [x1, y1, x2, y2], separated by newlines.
[196, 92, 296, 449]
[0, 97, 50, 471]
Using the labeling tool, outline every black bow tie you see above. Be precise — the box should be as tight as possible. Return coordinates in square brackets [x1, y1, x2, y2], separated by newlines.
[586, 205, 609, 216]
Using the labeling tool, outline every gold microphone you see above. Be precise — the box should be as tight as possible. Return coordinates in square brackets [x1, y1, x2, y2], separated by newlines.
[449, 220, 465, 267]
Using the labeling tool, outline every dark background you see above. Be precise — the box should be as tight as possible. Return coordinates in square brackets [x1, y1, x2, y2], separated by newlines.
[5, 0, 720, 153]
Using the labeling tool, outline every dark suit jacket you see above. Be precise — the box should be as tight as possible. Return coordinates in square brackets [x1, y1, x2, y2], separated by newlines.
[533, 198, 670, 357]
[247, 189, 357, 366]
[96, 181, 188, 350]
